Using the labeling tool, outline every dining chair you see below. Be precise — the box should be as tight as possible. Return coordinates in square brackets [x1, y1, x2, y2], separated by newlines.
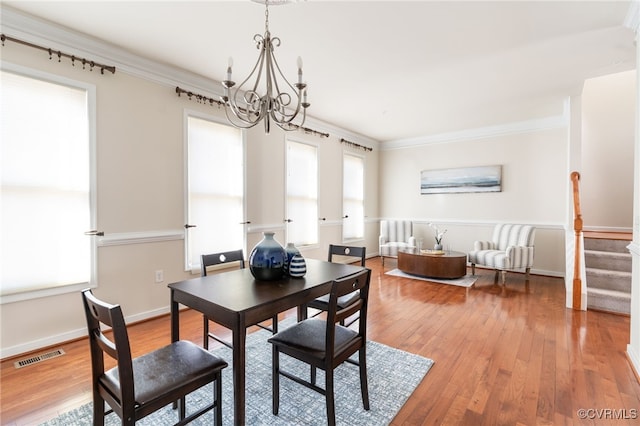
[201, 249, 278, 349]
[300, 244, 366, 327]
[81, 288, 227, 426]
[268, 268, 372, 426]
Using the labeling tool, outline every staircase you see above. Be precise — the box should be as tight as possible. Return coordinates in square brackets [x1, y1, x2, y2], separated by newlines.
[585, 234, 632, 315]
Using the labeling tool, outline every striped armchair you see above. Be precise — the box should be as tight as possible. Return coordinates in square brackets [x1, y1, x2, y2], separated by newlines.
[468, 224, 535, 284]
[379, 220, 415, 266]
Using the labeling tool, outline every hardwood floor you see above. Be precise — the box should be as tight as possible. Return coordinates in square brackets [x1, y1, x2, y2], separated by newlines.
[2, 257, 639, 425]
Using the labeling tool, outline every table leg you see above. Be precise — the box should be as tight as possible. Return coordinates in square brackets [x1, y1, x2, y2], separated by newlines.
[232, 316, 247, 425]
[170, 293, 180, 411]
[170, 290, 179, 342]
[297, 303, 308, 321]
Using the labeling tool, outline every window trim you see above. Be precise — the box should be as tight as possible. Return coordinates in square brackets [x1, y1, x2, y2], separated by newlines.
[182, 109, 247, 272]
[0, 61, 98, 304]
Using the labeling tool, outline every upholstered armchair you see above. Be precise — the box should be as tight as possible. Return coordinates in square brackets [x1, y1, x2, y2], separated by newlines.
[379, 220, 415, 266]
[468, 224, 535, 284]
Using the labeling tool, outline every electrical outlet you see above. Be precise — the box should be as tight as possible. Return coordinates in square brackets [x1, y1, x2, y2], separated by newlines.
[155, 270, 164, 283]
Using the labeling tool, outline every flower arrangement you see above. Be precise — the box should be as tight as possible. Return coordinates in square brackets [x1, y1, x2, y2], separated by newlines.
[428, 223, 447, 245]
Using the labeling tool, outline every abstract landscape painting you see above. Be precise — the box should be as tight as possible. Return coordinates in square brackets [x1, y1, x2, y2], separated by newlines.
[420, 165, 502, 194]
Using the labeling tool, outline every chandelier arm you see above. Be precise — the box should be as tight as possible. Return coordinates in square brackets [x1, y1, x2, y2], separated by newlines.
[223, 105, 261, 129]
[227, 37, 269, 126]
[268, 47, 304, 124]
[274, 106, 307, 132]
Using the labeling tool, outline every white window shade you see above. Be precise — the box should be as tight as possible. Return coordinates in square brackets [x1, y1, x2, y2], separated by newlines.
[1, 69, 92, 297]
[186, 116, 244, 271]
[343, 154, 364, 240]
[286, 141, 318, 246]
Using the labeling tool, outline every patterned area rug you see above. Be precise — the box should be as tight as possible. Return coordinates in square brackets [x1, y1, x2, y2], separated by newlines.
[385, 268, 477, 288]
[40, 319, 433, 425]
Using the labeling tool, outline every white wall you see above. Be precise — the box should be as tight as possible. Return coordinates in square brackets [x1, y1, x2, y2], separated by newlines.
[379, 103, 570, 276]
[582, 70, 636, 230]
[0, 32, 379, 358]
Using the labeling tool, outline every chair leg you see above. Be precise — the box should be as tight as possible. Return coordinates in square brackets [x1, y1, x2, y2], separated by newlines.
[525, 267, 531, 280]
[359, 347, 370, 410]
[471, 263, 475, 275]
[381, 255, 384, 266]
[501, 270, 507, 285]
[93, 395, 105, 425]
[272, 346, 280, 415]
[203, 316, 209, 350]
[215, 371, 223, 426]
[272, 315, 278, 334]
[178, 396, 186, 421]
[325, 368, 336, 426]
[311, 365, 317, 385]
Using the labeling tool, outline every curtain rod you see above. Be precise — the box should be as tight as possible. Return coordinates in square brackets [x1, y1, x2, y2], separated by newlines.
[175, 86, 224, 107]
[175, 86, 329, 138]
[340, 138, 373, 152]
[1, 34, 116, 75]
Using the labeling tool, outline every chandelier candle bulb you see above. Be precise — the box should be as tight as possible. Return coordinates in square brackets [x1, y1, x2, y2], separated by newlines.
[227, 57, 233, 80]
[297, 56, 303, 84]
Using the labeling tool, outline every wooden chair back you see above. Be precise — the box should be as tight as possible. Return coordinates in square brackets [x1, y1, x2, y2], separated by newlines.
[201, 249, 245, 276]
[327, 244, 366, 267]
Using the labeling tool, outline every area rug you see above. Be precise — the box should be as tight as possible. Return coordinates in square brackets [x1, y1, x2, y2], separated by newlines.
[385, 268, 477, 288]
[40, 319, 434, 425]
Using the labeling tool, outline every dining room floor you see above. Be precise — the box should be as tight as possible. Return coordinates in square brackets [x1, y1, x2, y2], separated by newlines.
[1, 256, 639, 425]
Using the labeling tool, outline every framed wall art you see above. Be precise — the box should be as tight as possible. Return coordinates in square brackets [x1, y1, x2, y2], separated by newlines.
[420, 165, 502, 194]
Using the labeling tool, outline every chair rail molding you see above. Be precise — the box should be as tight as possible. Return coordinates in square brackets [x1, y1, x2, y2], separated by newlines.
[98, 230, 184, 247]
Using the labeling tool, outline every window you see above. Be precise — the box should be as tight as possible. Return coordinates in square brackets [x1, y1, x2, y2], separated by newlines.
[1, 66, 95, 302]
[286, 140, 318, 246]
[342, 153, 364, 240]
[185, 114, 244, 271]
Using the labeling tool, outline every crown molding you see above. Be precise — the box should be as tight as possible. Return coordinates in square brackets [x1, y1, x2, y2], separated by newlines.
[1, 5, 379, 150]
[380, 112, 568, 151]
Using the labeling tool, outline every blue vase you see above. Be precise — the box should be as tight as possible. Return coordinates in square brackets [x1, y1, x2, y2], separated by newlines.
[284, 243, 300, 274]
[288, 253, 307, 278]
[249, 232, 286, 281]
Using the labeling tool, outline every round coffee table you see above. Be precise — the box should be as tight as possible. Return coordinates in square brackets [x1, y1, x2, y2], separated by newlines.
[397, 248, 467, 279]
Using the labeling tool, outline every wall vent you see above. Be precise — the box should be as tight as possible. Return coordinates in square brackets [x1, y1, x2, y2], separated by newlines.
[14, 348, 66, 369]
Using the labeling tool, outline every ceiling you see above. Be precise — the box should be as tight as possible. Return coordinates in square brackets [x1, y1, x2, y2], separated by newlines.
[2, 1, 636, 142]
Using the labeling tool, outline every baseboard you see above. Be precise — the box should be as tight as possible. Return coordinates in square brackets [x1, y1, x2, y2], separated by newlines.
[0, 306, 171, 360]
[627, 344, 640, 385]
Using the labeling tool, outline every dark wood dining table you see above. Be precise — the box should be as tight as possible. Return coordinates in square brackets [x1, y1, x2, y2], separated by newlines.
[168, 258, 365, 425]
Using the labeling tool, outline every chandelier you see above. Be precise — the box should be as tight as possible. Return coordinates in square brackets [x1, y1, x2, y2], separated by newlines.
[221, 0, 309, 134]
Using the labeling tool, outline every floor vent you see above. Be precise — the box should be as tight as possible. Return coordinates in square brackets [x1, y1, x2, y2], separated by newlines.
[14, 348, 66, 369]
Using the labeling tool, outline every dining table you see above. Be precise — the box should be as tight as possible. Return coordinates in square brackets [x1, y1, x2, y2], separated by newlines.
[168, 258, 365, 426]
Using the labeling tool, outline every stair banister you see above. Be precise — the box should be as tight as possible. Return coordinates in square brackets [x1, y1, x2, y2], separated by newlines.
[571, 171, 583, 310]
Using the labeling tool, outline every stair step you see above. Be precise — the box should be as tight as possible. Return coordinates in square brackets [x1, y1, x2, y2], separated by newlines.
[584, 250, 632, 272]
[586, 268, 632, 293]
[587, 287, 631, 315]
[584, 238, 631, 253]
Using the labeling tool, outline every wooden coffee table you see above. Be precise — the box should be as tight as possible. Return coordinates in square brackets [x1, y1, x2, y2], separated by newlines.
[397, 248, 467, 279]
